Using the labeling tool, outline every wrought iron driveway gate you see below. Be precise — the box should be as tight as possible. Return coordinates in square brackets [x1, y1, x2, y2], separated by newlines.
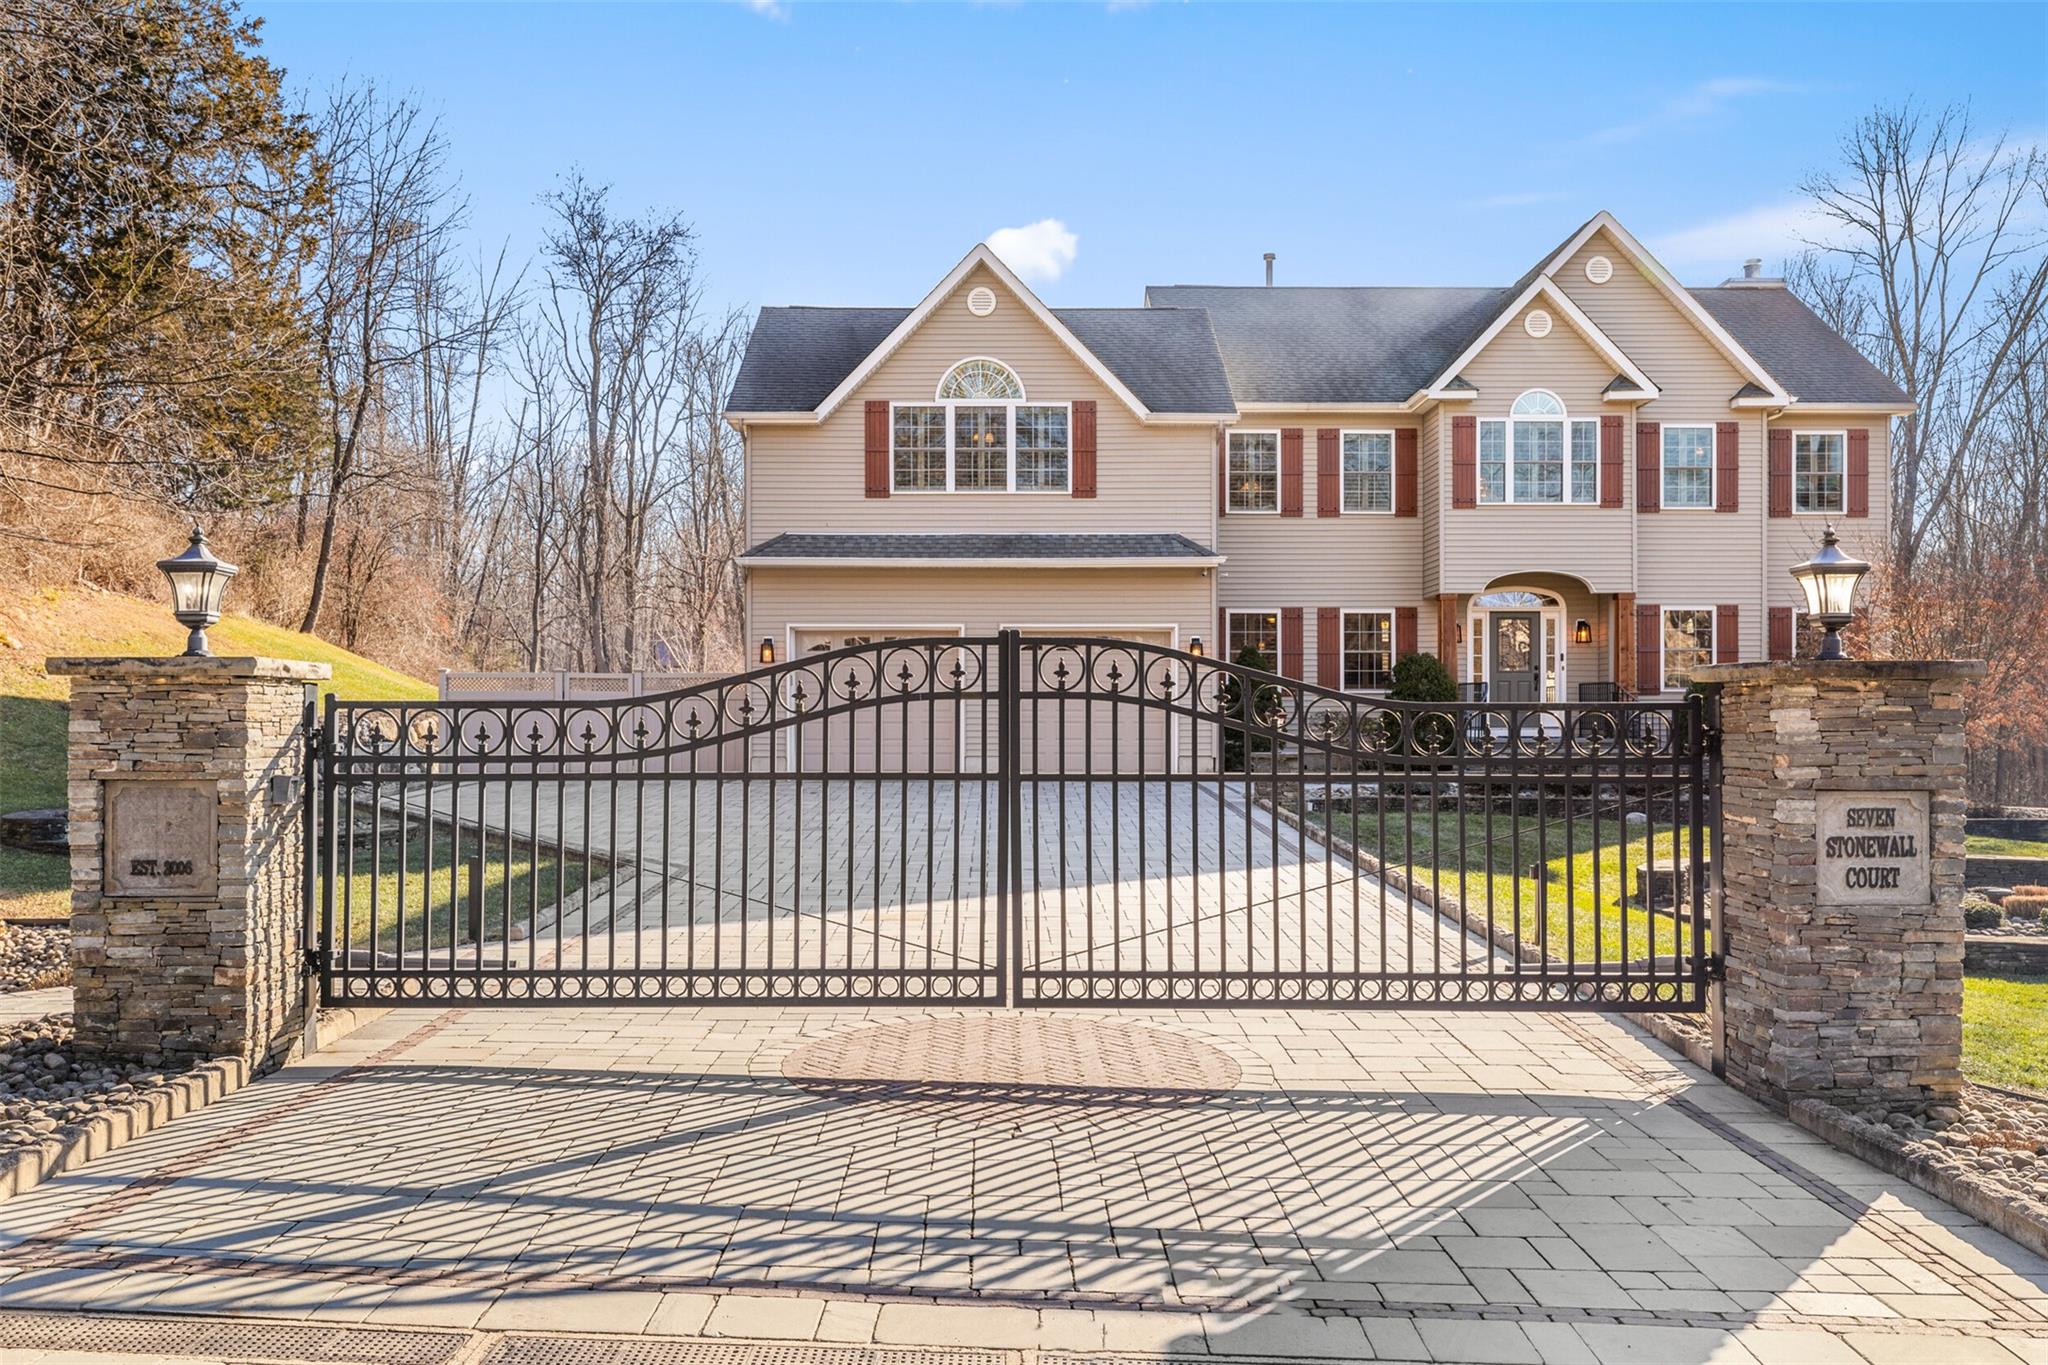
[312, 633, 1715, 1011]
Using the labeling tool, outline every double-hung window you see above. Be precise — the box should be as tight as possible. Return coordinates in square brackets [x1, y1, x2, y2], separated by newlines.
[1661, 424, 1715, 509]
[1661, 608, 1714, 692]
[1341, 610, 1394, 690]
[1478, 391, 1600, 504]
[1342, 431, 1393, 512]
[1228, 431, 1280, 512]
[1226, 610, 1279, 668]
[891, 359, 1069, 492]
[1794, 431, 1845, 514]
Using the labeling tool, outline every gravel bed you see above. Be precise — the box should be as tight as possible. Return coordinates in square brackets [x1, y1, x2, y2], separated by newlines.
[0, 1015, 189, 1150]
[0, 924, 69, 993]
[1971, 918, 2047, 939]
[1839, 1084, 2048, 1209]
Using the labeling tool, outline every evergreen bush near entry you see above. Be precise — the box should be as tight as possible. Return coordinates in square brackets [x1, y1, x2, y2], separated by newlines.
[1218, 645, 1279, 772]
[1963, 895, 2006, 930]
[1386, 651, 1457, 754]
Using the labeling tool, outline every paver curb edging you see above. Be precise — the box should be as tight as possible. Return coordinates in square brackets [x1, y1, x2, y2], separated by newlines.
[1791, 1095, 2048, 1260]
[0, 1057, 246, 1202]
[1631, 1012, 1715, 1072]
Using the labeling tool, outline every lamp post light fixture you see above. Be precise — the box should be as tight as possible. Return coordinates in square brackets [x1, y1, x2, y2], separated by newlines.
[1790, 523, 1870, 661]
[156, 525, 238, 658]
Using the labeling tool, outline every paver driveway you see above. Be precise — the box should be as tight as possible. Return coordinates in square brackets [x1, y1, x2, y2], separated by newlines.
[2, 1002, 2046, 1363]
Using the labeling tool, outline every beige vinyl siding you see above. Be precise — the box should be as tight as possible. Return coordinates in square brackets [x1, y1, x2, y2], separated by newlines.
[1434, 302, 1636, 594]
[1766, 413, 1892, 607]
[1554, 230, 1767, 662]
[743, 264, 1214, 545]
[1419, 411, 1442, 597]
[1216, 412, 1430, 683]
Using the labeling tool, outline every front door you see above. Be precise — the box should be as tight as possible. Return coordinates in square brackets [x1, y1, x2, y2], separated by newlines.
[1489, 612, 1540, 703]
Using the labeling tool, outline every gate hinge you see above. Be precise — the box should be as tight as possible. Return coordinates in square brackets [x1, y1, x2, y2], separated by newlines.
[301, 943, 327, 980]
[1705, 953, 1728, 982]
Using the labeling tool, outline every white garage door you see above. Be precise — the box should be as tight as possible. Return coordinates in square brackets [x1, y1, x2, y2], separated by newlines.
[789, 629, 969, 773]
[1013, 628, 1178, 777]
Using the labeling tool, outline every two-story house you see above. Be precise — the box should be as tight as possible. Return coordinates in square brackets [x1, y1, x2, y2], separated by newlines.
[725, 211, 1906, 710]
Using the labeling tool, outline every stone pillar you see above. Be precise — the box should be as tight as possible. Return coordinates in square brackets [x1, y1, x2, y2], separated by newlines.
[1698, 659, 1983, 1112]
[47, 656, 331, 1070]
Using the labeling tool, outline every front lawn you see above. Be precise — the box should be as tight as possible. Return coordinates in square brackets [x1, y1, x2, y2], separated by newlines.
[1315, 803, 1709, 966]
[336, 820, 600, 957]
[1962, 975, 2048, 1095]
[1968, 834, 2048, 861]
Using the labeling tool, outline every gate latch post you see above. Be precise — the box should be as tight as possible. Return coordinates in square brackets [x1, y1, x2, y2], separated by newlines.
[301, 942, 327, 980]
[1705, 953, 1727, 982]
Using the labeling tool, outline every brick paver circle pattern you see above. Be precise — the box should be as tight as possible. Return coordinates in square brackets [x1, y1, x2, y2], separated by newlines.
[780, 1015, 1242, 1102]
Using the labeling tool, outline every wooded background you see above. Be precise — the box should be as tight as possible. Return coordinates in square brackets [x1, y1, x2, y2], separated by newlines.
[3, 2, 2044, 800]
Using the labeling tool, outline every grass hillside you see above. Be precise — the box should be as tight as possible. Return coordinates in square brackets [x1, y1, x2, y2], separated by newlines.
[1, 585, 435, 920]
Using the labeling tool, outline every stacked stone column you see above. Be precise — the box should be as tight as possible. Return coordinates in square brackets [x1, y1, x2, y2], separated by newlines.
[1699, 659, 1982, 1112]
[48, 656, 330, 1069]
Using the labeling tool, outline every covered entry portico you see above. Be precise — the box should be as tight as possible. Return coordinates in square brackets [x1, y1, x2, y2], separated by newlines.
[1443, 570, 1636, 701]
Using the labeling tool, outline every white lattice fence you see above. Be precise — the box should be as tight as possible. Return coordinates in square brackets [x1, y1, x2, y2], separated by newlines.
[438, 669, 731, 701]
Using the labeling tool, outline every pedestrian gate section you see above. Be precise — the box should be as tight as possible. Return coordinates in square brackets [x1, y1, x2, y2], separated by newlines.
[313, 633, 1715, 1010]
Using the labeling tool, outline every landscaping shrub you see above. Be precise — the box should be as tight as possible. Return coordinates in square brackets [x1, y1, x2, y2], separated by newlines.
[1218, 644, 1280, 772]
[1962, 896, 2006, 930]
[1384, 651, 1457, 755]
[2009, 884, 2048, 897]
[2000, 894, 2048, 921]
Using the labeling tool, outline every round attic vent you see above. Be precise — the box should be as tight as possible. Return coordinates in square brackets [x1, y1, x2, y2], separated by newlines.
[1524, 309, 1554, 339]
[1585, 254, 1614, 284]
[966, 286, 997, 317]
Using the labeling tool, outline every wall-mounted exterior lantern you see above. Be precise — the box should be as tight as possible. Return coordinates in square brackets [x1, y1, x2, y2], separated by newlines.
[1573, 619, 1592, 645]
[1187, 637, 1204, 658]
[759, 637, 776, 666]
[1790, 524, 1871, 661]
[156, 525, 238, 658]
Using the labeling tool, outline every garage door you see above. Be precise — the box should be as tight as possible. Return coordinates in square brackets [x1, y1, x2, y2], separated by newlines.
[790, 629, 969, 773]
[1014, 628, 1177, 777]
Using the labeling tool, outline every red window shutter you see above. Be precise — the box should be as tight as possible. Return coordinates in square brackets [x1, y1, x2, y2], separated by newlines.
[1715, 421, 1740, 513]
[1768, 428, 1793, 518]
[1281, 607, 1304, 678]
[1716, 604, 1740, 663]
[864, 401, 890, 498]
[1769, 606, 1794, 661]
[1636, 422, 1661, 512]
[1450, 416, 1477, 509]
[1635, 603, 1663, 693]
[1395, 606, 1418, 658]
[1218, 606, 1228, 660]
[1847, 428, 1870, 517]
[1316, 607, 1340, 687]
[1395, 429, 1418, 517]
[1280, 428, 1304, 517]
[1315, 428, 1340, 517]
[1070, 400, 1096, 498]
[1217, 429, 1227, 517]
[1599, 414, 1624, 508]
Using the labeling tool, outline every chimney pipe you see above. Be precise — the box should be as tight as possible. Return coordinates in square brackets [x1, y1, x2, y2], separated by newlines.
[1743, 258, 1762, 280]
[1263, 252, 1275, 287]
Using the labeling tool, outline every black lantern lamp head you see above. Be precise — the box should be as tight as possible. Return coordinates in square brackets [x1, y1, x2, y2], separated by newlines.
[1789, 524, 1870, 661]
[156, 525, 238, 658]
[1573, 619, 1592, 645]
[1188, 636, 1204, 659]
[758, 636, 775, 666]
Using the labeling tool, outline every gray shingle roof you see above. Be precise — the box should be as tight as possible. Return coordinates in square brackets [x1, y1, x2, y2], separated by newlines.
[726, 307, 1234, 416]
[1689, 287, 1908, 406]
[1140, 286, 1511, 404]
[742, 532, 1219, 562]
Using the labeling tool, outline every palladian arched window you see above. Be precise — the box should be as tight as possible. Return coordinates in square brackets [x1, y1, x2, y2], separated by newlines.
[892, 358, 1069, 493]
[1478, 389, 1600, 505]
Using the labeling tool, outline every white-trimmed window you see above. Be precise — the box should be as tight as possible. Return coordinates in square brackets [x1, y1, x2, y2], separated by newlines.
[1661, 424, 1715, 509]
[1794, 431, 1845, 514]
[1478, 391, 1600, 504]
[892, 359, 1069, 493]
[1228, 431, 1280, 513]
[1226, 610, 1279, 667]
[1341, 610, 1395, 690]
[1661, 608, 1714, 692]
[1342, 431, 1393, 513]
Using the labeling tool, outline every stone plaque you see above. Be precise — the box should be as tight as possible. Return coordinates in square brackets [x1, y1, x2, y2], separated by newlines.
[1816, 789, 1931, 906]
[104, 779, 217, 898]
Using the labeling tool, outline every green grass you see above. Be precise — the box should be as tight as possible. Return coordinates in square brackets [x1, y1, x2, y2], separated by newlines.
[1968, 834, 2048, 860]
[1317, 804, 1709, 965]
[1, 585, 435, 921]
[338, 823, 598, 954]
[1962, 975, 2048, 1094]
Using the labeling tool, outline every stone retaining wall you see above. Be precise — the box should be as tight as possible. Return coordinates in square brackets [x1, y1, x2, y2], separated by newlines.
[1967, 855, 2048, 889]
[1964, 935, 2048, 976]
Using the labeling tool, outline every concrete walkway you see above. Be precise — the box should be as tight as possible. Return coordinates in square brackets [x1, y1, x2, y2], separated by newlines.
[0, 1002, 2043, 1363]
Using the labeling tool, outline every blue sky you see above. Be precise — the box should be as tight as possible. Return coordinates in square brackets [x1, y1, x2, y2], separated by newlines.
[248, 2, 2048, 320]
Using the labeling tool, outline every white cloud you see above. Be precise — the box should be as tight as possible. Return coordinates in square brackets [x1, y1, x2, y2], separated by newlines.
[739, 0, 789, 20]
[986, 218, 1079, 284]
[1587, 77, 1804, 146]
[1650, 199, 1843, 273]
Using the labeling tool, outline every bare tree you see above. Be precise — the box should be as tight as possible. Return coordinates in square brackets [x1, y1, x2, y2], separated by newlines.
[1792, 103, 2048, 575]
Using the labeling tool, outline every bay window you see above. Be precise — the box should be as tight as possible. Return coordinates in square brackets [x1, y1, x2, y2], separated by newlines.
[1478, 390, 1600, 504]
[891, 358, 1069, 492]
[1661, 425, 1715, 509]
